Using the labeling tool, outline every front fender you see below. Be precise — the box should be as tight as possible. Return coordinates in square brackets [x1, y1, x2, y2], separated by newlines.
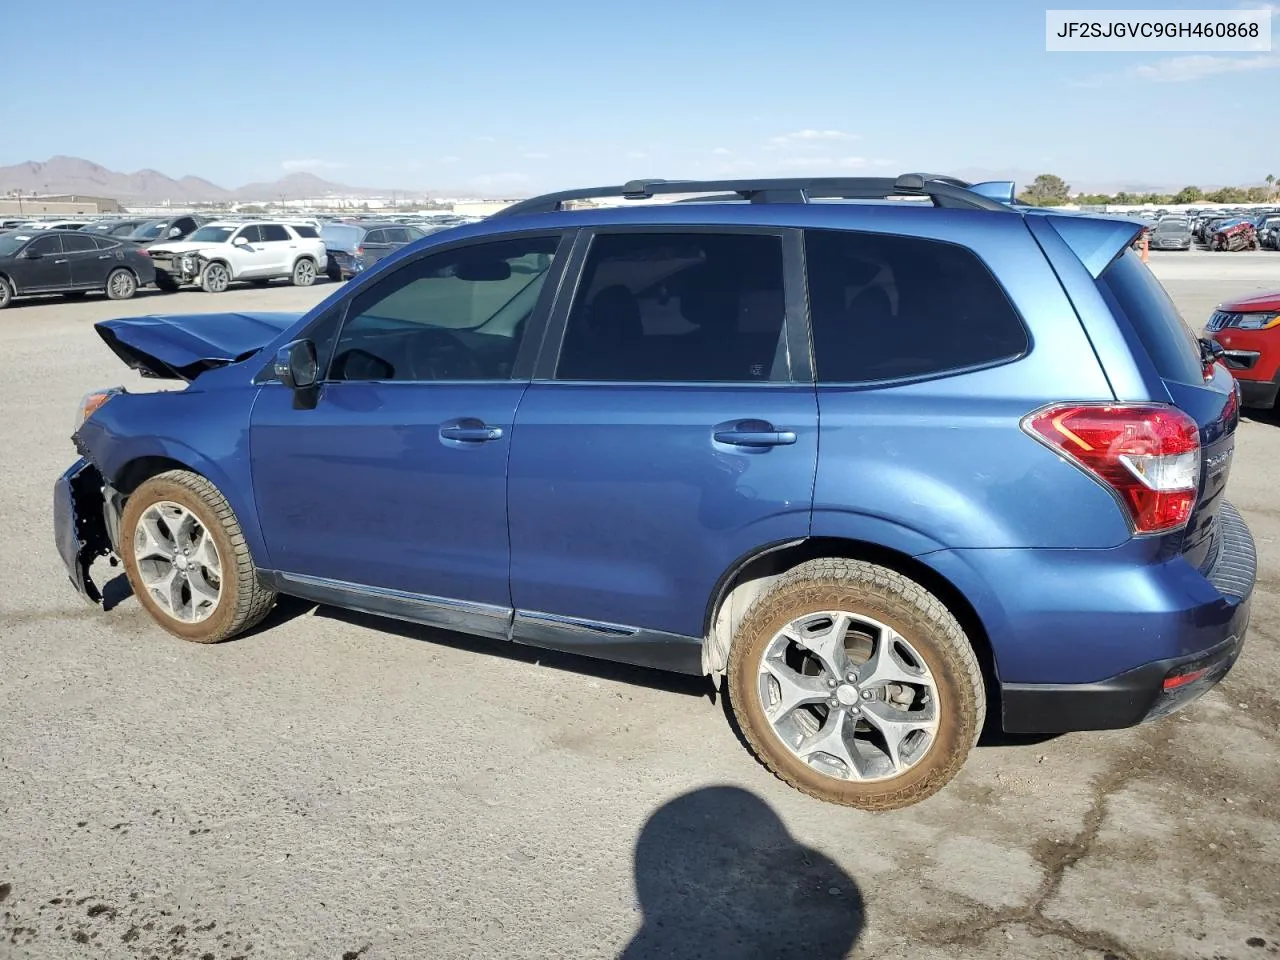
[76, 388, 269, 567]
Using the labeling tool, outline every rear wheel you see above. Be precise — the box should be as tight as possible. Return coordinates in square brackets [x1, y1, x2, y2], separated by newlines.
[105, 268, 137, 301]
[0, 276, 12, 309]
[291, 257, 316, 287]
[727, 558, 985, 811]
[120, 470, 276, 643]
[201, 262, 230, 293]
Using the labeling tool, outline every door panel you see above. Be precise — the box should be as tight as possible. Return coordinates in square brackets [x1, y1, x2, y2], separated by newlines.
[64, 234, 109, 288]
[508, 384, 817, 637]
[17, 235, 70, 291]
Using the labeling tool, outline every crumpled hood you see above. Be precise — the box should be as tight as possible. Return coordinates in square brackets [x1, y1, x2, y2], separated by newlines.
[147, 240, 224, 256]
[95, 311, 302, 380]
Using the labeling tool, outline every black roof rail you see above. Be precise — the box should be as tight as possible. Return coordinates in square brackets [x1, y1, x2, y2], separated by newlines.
[490, 174, 1015, 218]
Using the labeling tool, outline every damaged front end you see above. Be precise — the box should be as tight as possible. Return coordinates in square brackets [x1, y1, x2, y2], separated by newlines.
[53, 454, 124, 604]
[152, 250, 209, 287]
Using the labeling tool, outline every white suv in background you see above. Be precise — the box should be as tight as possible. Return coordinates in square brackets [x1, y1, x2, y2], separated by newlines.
[149, 221, 329, 293]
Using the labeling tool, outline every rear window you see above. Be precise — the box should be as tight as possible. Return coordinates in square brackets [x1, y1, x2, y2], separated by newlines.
[1097, 249, 1203, 385]
[804, 229, 1028, 383]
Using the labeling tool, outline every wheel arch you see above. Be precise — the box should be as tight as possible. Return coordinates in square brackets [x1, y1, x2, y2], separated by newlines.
[702, 536, 1000, 714]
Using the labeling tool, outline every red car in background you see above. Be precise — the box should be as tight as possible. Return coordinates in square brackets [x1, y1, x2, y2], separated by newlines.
[1204, 290, 1280, 408]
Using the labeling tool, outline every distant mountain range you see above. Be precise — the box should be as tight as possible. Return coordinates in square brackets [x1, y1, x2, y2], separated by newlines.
[0, 156, 421, 204]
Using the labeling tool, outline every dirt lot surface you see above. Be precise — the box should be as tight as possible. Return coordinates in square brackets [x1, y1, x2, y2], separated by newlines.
[2, 252, 1278, 959]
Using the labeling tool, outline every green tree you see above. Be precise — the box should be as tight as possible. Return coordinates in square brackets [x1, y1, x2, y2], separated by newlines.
[1017, 173, 1071, 206]
[1172, 186, 1203, 204]
[1246, 186, 1270, 203]
[1267, 174, 1276, 196]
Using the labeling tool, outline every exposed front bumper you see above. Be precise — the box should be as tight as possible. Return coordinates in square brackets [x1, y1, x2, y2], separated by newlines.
[1000, 501, 1256, 733]
[53, 457, 112, 603]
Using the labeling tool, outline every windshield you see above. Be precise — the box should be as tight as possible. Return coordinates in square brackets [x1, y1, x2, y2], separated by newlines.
[1156, 220, 1188, 232]
[127, 220, 169, 240]
[0, 234, 33, 257]
[186, 225, 235, 244]
[322, 224, 362, 246]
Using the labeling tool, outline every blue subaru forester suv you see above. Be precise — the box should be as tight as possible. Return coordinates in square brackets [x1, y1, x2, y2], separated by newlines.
[54, 175, 1256, 810]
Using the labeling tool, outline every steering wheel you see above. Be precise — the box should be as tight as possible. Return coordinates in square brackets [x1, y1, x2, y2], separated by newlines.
[406, 328, 483, 381]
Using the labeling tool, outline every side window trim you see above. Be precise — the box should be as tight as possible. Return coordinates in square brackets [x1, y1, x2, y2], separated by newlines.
[531, 225, 800, 384]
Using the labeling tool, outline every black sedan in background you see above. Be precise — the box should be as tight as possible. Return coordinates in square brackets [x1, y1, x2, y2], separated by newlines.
[321, 221, 434, 280]
[81, 219, 154, 239]
[121, 214, 208, 248]
[0, 229, 156, 308]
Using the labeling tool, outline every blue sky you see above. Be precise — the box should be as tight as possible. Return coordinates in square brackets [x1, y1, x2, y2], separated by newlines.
[5, 0, 1278, 194]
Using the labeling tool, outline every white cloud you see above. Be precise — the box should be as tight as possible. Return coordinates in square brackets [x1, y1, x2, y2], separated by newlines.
[768, 129, 858, 148]
[712, 147, 732, 155]
[522, 151, 551, 160]
[281, 158, 345, 172]
[439, 155, 461, 164]
[1130, 53, 1279, 82]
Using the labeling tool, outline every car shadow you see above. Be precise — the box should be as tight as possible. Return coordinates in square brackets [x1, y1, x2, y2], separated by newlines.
[619, 785, 864, 959]
[3, 288, 173, 310]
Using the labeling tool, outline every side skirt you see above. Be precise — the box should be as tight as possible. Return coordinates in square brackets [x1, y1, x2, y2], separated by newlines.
[259, 571, 705, 675]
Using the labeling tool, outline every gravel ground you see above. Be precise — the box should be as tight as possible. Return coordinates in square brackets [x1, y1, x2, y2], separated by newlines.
[1, 251, 1279, 960]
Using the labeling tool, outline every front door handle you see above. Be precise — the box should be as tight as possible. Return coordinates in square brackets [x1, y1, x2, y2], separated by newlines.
[53, 258, 69, 264]
[713, 419, 798, 447]
[440, 419, 504, 443]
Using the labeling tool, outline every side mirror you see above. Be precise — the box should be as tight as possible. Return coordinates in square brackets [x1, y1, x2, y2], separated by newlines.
[168, 227, 182, 238]
[23, 249, 40, 259]
[233, 235, 250, 246]
[274, 339, 319, 390]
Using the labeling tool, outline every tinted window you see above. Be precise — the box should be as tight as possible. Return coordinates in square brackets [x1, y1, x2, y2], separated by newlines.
[28, 235, 62, 255]
[260, 224, 290, 242]
[236, 224, 264, 244]
[330, 235, 560, 382]
[1097, 248, 1203, 385]
[62, 233, 97, 253]
[364, 230, 387, 244]
[291, 225, 319, 238]
[557, 232, 786, 382]
[804, 229, 1027, 383]
[175, 218, 196, 234]
[383, 227, 411, 243]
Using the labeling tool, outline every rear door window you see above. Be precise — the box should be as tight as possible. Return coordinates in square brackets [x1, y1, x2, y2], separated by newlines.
[260, 224, 290, 242]
[62, 233, 97, 253]
[1097, 249, 1203, 385]
[555, 231, 788, 383]
[803, 229, 1028, 382]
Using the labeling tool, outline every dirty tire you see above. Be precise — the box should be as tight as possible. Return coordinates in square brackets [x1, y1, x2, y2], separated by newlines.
[154, 271, 179, 293]
[0, 276, 12, 309]
[727, 558, 984, 811]
[326, 262, 342, 282]
[291, 257, 316, 287]
[105, 268, 137, 301]
[200, 261, 230, 293]
[120, 470, 276, 643]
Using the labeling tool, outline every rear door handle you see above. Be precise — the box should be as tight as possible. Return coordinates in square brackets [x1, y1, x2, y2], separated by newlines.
[54, 258, 69, 264]
[440, 419, 504, 443]
[713, 419, 797, 447]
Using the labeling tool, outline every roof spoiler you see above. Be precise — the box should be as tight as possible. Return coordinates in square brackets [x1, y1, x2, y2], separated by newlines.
[968, 181, 1017, 204]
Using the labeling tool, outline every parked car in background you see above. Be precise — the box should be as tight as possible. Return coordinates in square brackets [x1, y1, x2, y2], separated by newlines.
[1258, 216, 1280, 250]
[1205, 291, 1280, 407]
[82, 219, 154, 240]
[1212, 220, 1259, 251]
[54, 174, 1253, 811]
[0, 229, 155, 308]
[123, 215, 209, 249]
[148, 221, 327, 292]
[1149, 217, 1192, 250]
[321, 221, 431, 280]
[28, 219, 91, 231]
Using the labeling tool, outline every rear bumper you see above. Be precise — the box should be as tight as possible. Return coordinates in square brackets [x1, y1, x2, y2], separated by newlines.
[998, 501, 1256, 733]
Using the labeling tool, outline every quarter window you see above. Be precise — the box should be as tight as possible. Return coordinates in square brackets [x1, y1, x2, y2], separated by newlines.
[803, 229, 1028, 382]
[556, 232, 787, 382]
[329, 235, 561, 382]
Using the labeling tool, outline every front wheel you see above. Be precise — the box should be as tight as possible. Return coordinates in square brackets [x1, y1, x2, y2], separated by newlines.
[727, 558, 985, 811]
[155, 271, 180, 293]
[201, 262, 231, 293]
[105, 268, 137, 301]
[0, 276, 12, 309]
[291, 257, 316, 287]
[119, 470, 276, 643]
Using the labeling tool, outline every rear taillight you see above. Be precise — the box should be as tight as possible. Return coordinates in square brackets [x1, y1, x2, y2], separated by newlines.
[1023, 403, 1201, 535]
[137, 248, 150, 257]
